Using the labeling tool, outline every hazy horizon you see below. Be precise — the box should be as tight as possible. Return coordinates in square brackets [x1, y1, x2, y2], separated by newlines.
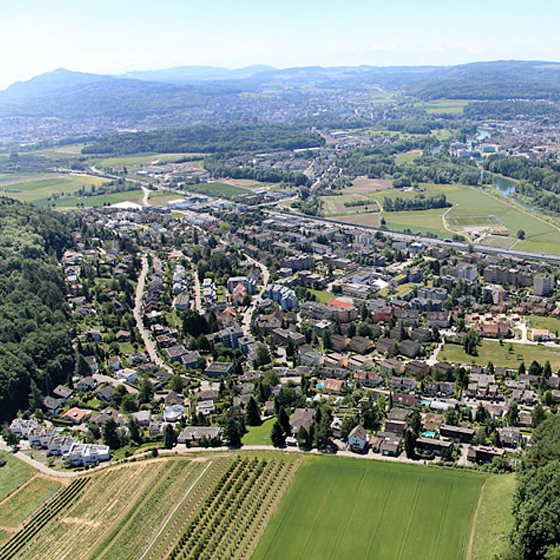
[2, 0, 560, 90]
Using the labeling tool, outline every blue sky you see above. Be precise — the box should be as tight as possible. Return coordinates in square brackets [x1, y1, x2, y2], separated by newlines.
[1, 0, 559, 89]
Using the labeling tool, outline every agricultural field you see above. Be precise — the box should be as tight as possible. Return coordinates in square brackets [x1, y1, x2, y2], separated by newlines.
[414, 99, 472, 114]
[184, 181, 248, 199]
[0, 476, 61, 529]
[55, 189, 144, 208]
[147, 192, 185, 207]
[1, 454, 300, 560]
[320, 181, 560, 252]
[252, 456, 486, 560]
[440, 340, 560, 369]
[479, 235, 518, 249]
[0, 451, 36, 502]
[321, 194, 380, 216]
[95, 153, 201, 170]
[0, 174, 110, 206]
[396, 150, 422, 164]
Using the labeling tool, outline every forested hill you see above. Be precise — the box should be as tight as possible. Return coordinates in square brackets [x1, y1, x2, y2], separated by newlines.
[0, 197, 75, 422]
[81, 124, 325, 156]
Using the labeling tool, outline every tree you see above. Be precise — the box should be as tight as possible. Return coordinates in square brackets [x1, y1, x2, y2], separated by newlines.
[475, 403, 489, 423]
[127, 416, 142, 444]
[506, 402, 519, 427]
[2, 428, 18, 449]
[532, 403, 546, 429]
[404, 430, 416, 459]
[223, 410, 245, 448]
[103, 418, 120, 449]
[121, 393, 138, 414]
[164, 424, 177, 449]
[296, 426, 310, 448]
[139, 380, 154, 404]
[271, 420, 286, 447]
[246, 397, 262, 427]
[517, 229, 525, 240]
[407, 411, 422, 436]
[341, 416, 358, 439]
[278, 407, 291, 436]
[169, 374, 184, 393]
[75, 353, 90, 377]
[512, 460, 560, 559]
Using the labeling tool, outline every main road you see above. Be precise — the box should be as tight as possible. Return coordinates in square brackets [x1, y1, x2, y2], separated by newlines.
[133, 254, 174, 374]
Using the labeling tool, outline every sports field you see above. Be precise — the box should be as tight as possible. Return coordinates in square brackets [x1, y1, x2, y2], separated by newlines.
[252, 456, 485, 560]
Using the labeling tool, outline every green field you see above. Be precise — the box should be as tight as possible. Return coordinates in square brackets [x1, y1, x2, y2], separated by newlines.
[56, 189, 144, 208]
[472, 474, 516, 560]
[0, 451, 36, 502]
[242, 418, 275, 446]
[414, 99, 472, 114]
[320, 182, 560, 252]
[252, 456, 485, 560]
[528, 315, 560, 334]
[0, 477, 61, 528]
[441, 340, 560, 368]
[396, 151, 422, 164]
[481, 235, 518, 249]
[309, 289, 335, 304]
[0, 175, 110, 206]
[184, 181, 248, 199]
[97, 153, 201, 169]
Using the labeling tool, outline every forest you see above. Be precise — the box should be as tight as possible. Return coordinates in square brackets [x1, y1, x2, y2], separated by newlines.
[0, 197, 75, 422]
[81, 124, 325, 156]
[383, 194, 451, 212]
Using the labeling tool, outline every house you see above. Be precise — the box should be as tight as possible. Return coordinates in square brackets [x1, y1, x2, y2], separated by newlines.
[163, 404, 185, 423]
[349, 336, 374, 354]
[205, 361, 234, 378]
[96, 385, 116, 402]
[290, 408, 314, 436]
[398, 339, 421, 359]
[380, 439, 400, 456]
[392, 392, 418, 407]
[86, 328, 101, 341]
[115, 330, 131, 342]
[416, 437, 453, 457]
[348, 425, 368, 452]
[467, 445, 506, 464]
[182, 351, 201, 369]
[77, 377, 97, 391]
[84, 356, 99, 374]
[385, 420, 406, 436]
[376, 338, 397, 355]
[108, 356, 122, 371]
[165, 345, 188, 362]
[43, 396, 63, 415]
[117, 368, 138, 383]
[177, 426, 223, 445]
[131, 410, 152, 426]
[62, 407, 89, 425]
[439, 424, 476, 443]
[53, 385, 74, 401]
[323, 378, 344, 393]
[354, 371, 382, 387]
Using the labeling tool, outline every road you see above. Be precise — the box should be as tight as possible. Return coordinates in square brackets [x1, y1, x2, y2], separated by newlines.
[133, 254, 174, 374]
[270, 209, 560, 263]
[240, 253, 270, 335]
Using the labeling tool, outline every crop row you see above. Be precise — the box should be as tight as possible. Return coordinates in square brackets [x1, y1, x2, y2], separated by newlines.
[0, 477, 90, 560]
[166, 457, 298, 560]
[146, 457, 235, 560]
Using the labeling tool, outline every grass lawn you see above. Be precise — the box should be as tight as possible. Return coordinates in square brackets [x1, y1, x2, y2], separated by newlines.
[0, 175, 109, 206]
[309, 289, 335, 304]
[148, 192, 184, 206]
[0, 530, 9, 546]
[252, 456, 485, 560]
[0, 450, 36, 501]
[184, 181, 248, 199]
[472, 474, 516, 560]
[528, 315, 560, 334]
[242, 418, 275, 446]
[396, 151, 422, 164]
[0, 477, 61, 528]
[441, 340, 560, 369]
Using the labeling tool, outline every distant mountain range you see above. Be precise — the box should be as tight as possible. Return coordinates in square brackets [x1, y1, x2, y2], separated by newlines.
[2, 61, 560, 121]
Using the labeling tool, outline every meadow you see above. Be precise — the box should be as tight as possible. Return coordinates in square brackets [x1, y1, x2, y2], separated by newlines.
[252, 456, 486, 560]
[414, 99, 472, 114]
[184, 181, 248, 199]
[0, 451, 36, 502]
[440, 340, 560, 369]
[0, 175, 109, 206]
[319, 181, 560, 253]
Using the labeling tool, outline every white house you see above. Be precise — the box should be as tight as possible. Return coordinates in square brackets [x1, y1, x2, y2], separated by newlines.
[348, 425, 368, 452]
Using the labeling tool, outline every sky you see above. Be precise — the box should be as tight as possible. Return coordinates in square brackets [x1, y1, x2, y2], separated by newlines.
[1, 0, 560, 90]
